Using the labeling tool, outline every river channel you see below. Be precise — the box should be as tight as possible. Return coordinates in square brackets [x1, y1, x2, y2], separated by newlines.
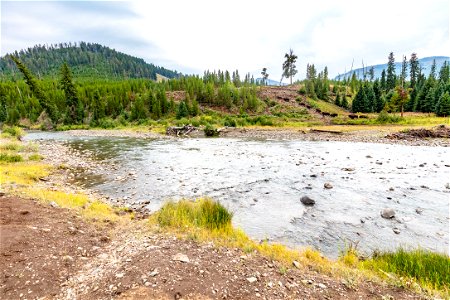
[25, 132, 449, 258]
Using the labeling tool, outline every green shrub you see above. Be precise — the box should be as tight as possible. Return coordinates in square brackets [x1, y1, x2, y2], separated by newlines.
[1, 126, 25, 140]
[0, 153, 23, 162]
[376, 111, 402, 124]
[204, 124, 219, 137]
[97, 117, 117, 129]
[223, 117, 237, 127]
[156, 198, 232, 230]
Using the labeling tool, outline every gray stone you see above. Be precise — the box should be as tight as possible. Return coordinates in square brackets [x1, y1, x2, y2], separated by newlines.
[300, 196, 315, 206]
[172, 253, 190, 263]
[49, 201, 59, 208]
[381, 208, 395, 219]
[324, 183, 333, 189]
[293, 260, 301, 269]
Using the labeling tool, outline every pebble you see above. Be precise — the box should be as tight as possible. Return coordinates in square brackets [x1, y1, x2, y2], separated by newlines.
[246, 277, 257, 283]
[323, 183, 333, 189]
[300, 196, 315, 206]
[172, 253, 190, 263]
[381, 208, 395, 219]
[292, 260, 301, 269]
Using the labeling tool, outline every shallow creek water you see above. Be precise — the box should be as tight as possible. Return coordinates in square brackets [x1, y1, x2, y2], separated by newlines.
[26, 132, 450, 258]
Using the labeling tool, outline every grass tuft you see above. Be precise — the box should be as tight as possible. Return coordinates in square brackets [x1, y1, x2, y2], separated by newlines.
[0, 153, 23, 162]
[157, 198, 232, 230]
[362, 248, 450, 291]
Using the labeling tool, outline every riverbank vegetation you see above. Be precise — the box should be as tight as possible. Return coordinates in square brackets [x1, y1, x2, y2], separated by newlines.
[1, 47, 449, 132]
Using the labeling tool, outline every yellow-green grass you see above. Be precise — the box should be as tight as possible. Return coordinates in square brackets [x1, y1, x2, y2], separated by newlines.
[1, 126, 25, 140]
[305, 98, 348, 115]
[361, 248, 450, 292]
[0, 162, 52, 185]
[152, 198, 357, 274]
[151, 198, 448, 298]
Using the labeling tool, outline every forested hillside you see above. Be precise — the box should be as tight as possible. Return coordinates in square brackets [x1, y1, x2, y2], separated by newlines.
[0, 48, 449, 130]
[0, 42, 179, 80]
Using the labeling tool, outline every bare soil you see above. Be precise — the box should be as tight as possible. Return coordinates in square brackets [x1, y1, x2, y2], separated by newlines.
[1, 194, 427, 300]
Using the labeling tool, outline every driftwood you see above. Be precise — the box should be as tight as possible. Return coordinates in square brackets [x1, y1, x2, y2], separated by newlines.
[310, 129, 343, 135]
[386, 125, 450, 139]
[166, 125, 197, 136]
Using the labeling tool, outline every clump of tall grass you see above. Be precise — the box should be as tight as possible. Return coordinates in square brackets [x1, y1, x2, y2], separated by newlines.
[362, 248, 450, 291]
[0, 153, 23, 162]
[156, 198, 232, 230]
[1, 126, 25, 140]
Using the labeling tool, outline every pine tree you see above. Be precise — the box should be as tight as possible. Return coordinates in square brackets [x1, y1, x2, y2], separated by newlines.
[400, 55, 408, 87]
[438, 61, 449, 83]
[10, 55, 58, 122]
[176, 101, 189, 119]
[282, 49, 298, 85]
[380, 69, 387, 91]
[365, 84, 376, 112]
[389, 86, 409, 117]
[373, 80, 384, 112]
[409, 53, 420, 89]
[261, 68, 269, 85]
[341, 95, 349, 109]
[386, 52, 396, 91]
[60, 62, 79, 123]
[435, 92, 450, 116]
[335, 93, 341, 107]
[430, 59, 436, 79]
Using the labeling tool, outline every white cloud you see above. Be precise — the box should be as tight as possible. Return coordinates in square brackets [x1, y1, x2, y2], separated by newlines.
[1, 0, 448, 80]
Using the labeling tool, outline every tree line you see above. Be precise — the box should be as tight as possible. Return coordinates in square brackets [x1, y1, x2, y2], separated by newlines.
[0, 57, 265, 126]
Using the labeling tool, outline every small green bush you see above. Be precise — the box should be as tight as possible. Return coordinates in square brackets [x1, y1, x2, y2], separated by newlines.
[0, 153, 23, 162]
[376, 111, 402, 124]
[223, 117, 237, 127]
[1, 126, 25, 140]
[204, 124, 219, 137]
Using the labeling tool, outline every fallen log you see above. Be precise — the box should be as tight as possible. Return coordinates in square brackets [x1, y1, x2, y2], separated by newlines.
[310, 129, 343, 134]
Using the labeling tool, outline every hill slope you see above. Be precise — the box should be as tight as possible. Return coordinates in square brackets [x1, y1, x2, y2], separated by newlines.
[0, 42, 180, 80]
[335, 56, 449, 80]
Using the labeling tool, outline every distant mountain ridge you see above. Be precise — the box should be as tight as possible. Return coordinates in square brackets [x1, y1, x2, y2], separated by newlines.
[0, 42, 180, 80]
[335, 56, 449, 81]
[255, 78, 288, 86]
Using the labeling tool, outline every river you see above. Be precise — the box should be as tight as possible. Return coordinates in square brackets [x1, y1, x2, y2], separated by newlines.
[25, 132, 450, 258]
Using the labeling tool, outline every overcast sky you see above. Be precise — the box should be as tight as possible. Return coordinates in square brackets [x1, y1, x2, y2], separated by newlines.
[1, 0, 449, 81]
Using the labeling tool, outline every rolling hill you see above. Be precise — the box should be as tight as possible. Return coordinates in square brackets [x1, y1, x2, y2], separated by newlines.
[0, 42, 180, 81]
[335, 56, 449, 81]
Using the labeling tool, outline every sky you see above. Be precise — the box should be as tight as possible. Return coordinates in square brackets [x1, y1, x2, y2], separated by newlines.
[1, 0, 449, 81]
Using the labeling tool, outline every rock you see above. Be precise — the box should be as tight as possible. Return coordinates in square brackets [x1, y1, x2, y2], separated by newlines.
[300, 196, 315, 206]
[324, 183, 333, 189]
[20, 210, 30, 215]
[172, 253, 190, 263]
[49, 201, 59, 208]
[342, 167, 355, 172]
[292, 260, 301, 269]
[149, 269, 159, 277]
[381, 208, 395, 219]
[415, 208, 423, 214]
[246, 277, 258, 283]
[393, 228, 401, 234]
[115, 272, 125, 278]
[317, 283, 327, 289]
[445, 183, 450, 189]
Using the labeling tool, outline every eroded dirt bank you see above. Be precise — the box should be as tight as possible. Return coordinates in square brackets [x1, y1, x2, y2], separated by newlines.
[0, 195, 427, 300]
